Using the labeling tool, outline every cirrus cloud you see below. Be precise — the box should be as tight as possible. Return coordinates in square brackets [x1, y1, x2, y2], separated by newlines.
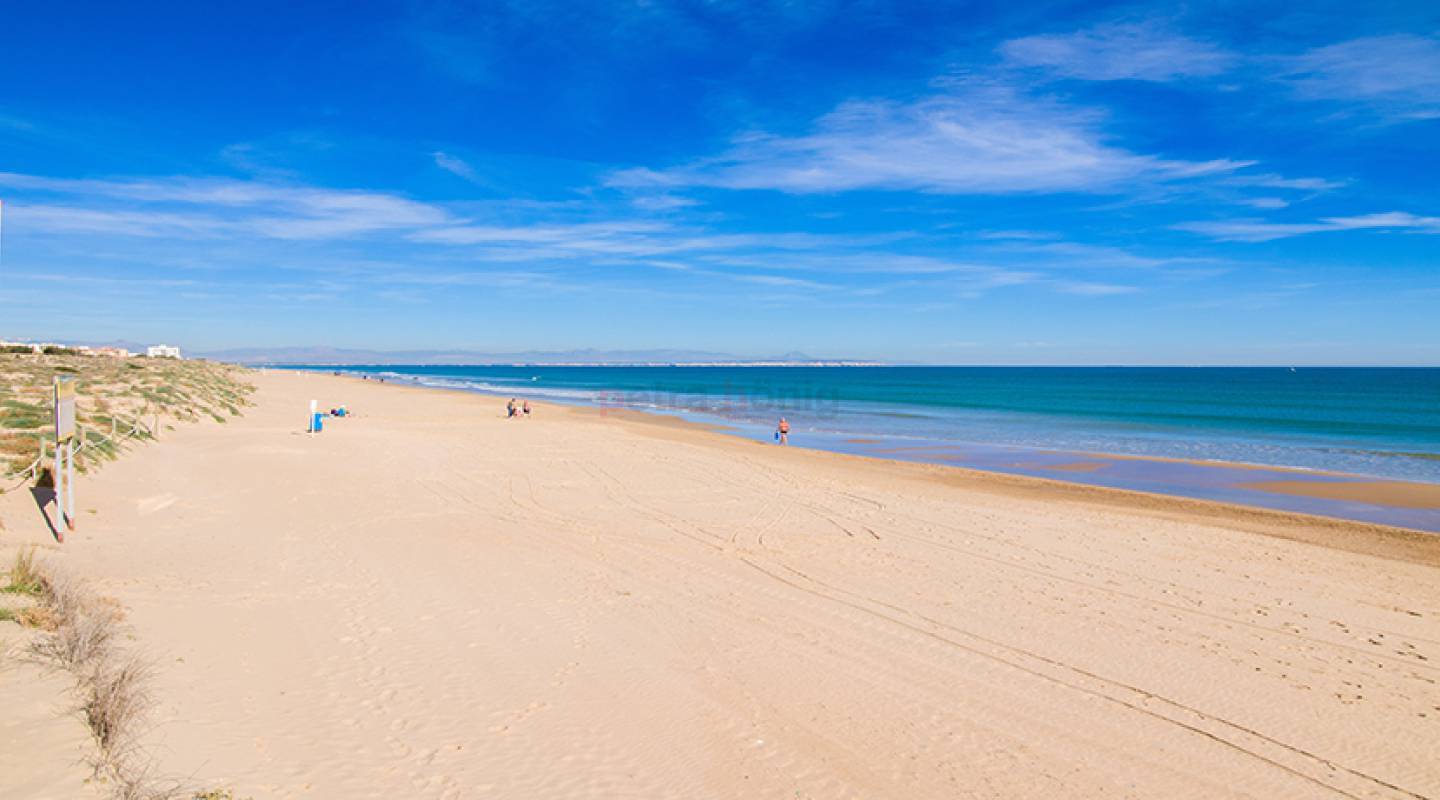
[1000, 22, 1233, 82]
[609, 82, 1251, 196]
[1176, 211, 1440, 242]
[1281, 34, 1440, 121]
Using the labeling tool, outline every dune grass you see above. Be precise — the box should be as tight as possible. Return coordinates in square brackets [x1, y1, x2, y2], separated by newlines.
[0, 354, 254, 485]
[3, 546, 45, 596]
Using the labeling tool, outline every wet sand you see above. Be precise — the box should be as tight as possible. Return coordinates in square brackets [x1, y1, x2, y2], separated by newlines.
[1240, 479, 1440, 509]
[835, 437, 1440, 531]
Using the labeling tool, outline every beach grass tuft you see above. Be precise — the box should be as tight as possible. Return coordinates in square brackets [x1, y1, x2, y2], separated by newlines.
[4, 546, 45, 596]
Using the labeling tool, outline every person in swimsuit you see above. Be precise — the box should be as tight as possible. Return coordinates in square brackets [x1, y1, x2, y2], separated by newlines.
[507, 398, 517, 418]
[777, 417, 790, 445]
[522, 400, 532, 417]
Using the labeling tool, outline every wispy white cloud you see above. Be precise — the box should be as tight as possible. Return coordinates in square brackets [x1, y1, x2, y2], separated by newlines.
[1213, 172, 1343, 210]
[409, 221, 674, 257]
[1334, 211, 1440, 230]
[693, 251, 1039, 286]
[1220, 172, 1347, 192]
[628, 193, 699, 212]
[11, 273, 202, 289]
[1281, 35, 1440, 120]
[1000, 22, 1232, 82]
[725, 272, 834, 290]
[433, 151, 482, 183]
[981, 240, 1210, 270]
[609, 82, 1250, 195]
[973, 229, 1061, 241]
[410, 220, 904, 263]
[0, 172, 453, 240]
[1241, 197, 1289, 210]
[1177, 211, 1440, 241]
[1052, 280, 1139, 296]
[6, 205, 234, 238]
[0, 168, 1185, 305]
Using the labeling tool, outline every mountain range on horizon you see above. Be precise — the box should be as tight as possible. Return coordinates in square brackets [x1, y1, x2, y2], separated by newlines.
[192, 345, 865, 366]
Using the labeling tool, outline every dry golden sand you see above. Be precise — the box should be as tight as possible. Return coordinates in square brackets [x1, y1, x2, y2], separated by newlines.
[0, 628, 105, 798]
[2, 369, 1439, 799]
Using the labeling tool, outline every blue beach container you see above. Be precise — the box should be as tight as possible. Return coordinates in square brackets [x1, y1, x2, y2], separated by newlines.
[312, 412, 324, 433]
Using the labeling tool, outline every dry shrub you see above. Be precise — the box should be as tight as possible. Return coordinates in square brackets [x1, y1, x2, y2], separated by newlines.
[17, 604, 60, 630]
[104, 757, 189, 800]
[95, 594, 128, 622]
[83, 654, 154, 762]
[28, 571, 117, 667]
[38, 567, 86, 619]
[37, 607, 117, 666]
[10, 543, 213, 799]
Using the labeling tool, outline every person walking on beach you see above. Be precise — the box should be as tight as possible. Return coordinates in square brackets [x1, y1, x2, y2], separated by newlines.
[776, 417, 790, 445]
[507, 398, 518, 418]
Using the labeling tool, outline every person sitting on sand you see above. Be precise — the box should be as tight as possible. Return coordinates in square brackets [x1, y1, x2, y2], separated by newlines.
[523, 400, 532, 417]
[777, 417, 790, 445]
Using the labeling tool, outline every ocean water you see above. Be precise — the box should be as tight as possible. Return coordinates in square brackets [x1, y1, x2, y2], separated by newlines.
[291, 365, 1440, 479]
[285, 365, 1440, 529]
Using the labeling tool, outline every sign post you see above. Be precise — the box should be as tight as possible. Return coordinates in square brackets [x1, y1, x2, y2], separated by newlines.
[53, 376, 77, 539]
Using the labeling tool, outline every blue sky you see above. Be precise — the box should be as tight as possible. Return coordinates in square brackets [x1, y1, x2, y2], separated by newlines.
[1, 1, 1437, 363]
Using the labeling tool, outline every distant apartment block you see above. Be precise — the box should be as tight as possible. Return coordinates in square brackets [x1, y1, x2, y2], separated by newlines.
[0, 340, 43, 353]
[1, 340, 138, 357]
[146, 344, 183, 359]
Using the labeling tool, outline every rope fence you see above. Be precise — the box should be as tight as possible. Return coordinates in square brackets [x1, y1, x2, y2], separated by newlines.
[1, 411, 155, 493]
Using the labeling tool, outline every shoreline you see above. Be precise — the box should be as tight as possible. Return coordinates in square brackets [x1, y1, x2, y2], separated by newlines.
[283, 364, 1440, 482]
[566, 402, 1440, 565]
[300, 368, 1440, 536]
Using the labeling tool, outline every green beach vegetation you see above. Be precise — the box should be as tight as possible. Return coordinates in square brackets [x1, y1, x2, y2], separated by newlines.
[0, 354, 255, 486]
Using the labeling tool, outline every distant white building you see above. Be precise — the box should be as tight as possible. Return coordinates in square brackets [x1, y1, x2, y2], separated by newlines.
[146, 344, 182, 359]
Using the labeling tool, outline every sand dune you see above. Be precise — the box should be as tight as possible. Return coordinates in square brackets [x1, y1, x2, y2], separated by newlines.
[3, 369, 1437, 798]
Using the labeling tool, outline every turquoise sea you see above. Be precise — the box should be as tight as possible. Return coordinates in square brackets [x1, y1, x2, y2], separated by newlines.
[286, 366, 1440, 531]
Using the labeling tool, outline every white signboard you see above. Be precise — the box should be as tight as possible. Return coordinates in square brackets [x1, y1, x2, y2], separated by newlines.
[54, 377, 77, 443]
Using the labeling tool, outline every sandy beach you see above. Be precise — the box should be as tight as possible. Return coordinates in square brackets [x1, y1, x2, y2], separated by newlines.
[4, 368, 1439, 799]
